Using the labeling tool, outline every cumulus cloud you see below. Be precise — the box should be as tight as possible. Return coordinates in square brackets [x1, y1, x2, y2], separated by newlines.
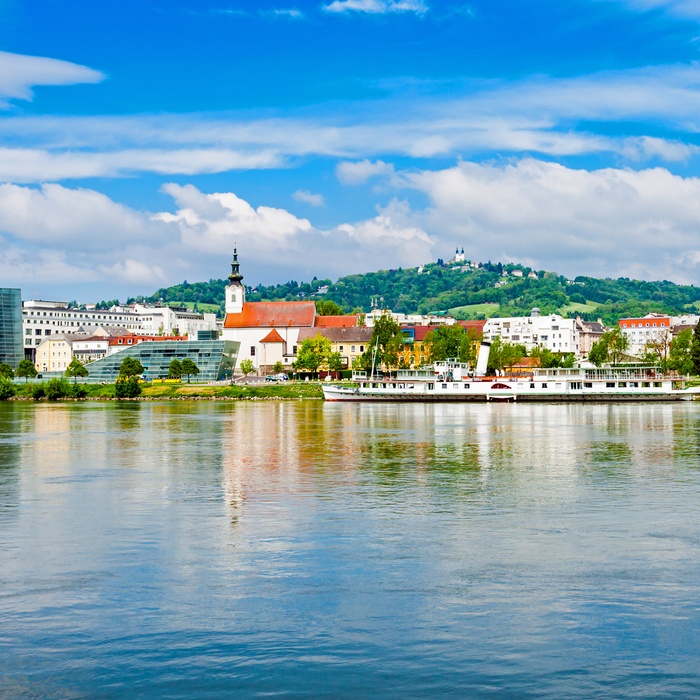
[263, 8, 304, 18]
[324, 0, 427, 13]
[293, 189, 325, 206]
[0, 50, 104, 106]
[336, 159, 395, 184]
[403, 159, 700, 282]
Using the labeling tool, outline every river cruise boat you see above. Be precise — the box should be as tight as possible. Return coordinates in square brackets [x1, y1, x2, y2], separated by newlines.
[322, 360, 699, 402]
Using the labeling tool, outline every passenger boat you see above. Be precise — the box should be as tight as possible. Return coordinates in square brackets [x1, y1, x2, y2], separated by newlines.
[322, 342, 700, 402]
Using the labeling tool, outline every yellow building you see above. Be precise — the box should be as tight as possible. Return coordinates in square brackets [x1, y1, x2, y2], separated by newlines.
[35, 334, 79, 373]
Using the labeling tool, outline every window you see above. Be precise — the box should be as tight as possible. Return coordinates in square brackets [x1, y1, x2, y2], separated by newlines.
[606, 382, 615, 388]
[584, 382, 592, 388]
[293, 345, 297, 354]
[542, 383, 548, 388]
[250, 346, 256, 356]
[360, 346, 364, 352]
[339, 346, 344, 352]
[618, 382, 627, 387]
[351, 346, 356, 352]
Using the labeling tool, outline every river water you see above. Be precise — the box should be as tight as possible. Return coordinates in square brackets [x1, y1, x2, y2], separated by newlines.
[1, 400, 700, 698]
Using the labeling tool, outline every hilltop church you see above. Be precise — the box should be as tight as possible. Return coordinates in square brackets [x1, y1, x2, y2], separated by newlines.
[221, 249, 357, 374]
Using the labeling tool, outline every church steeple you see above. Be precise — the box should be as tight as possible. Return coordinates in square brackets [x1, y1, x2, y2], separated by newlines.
[228, 247, 243, 285]
[225, 245, 245, 315]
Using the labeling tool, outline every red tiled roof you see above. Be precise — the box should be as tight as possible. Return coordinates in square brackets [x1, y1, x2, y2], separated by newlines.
[314, 315, 360, 328]
[411, 326, 434, 342]
[297, 327, 373, 343]
[259, 329, 286, 343]
[224, 301, 316, 328]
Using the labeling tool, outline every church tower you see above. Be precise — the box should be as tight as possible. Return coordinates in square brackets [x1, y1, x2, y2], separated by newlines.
[225, 247, 245, 315]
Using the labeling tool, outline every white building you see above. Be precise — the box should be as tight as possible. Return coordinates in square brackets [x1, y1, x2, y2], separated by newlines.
[618, 314, 671, 357]
[23, 299, 217, 360]
[364, 308, 456, 328]
[483, 308, 580, 355]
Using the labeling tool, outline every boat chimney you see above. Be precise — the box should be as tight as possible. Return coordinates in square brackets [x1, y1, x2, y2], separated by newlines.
[475, 340, 491, 376]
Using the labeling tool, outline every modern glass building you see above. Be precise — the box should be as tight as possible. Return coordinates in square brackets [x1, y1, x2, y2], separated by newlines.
[0, 288, 23, 368]
[82, 340, 240, 383]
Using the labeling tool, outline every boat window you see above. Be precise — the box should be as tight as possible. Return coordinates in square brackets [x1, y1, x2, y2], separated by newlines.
[464, 383, 470, 389]
[606, 382, 615, 388]
[530, 383, 535, 389]
[428, 383, 434, 390]
[541, 383, 547, 389]
[442, 384, 448, 389]
[584, 382, 592, 388]
[642, 382, 650, 388]
[630, 382, 638, 388]
[654, 382, 662, 387]
[618, 382, 627, 388]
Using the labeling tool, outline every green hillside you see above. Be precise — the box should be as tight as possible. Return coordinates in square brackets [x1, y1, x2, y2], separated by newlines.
[126, 261, 700, 325]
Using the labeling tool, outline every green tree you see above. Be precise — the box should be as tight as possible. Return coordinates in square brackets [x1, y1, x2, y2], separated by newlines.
[423, 325, 465, 363]
[486, 336, 503, 374]
[115, 376, 141, 398]
[239, 358, 255, 377]
[316, 299, 344, 316]
[360, 314, 403, 372]
[16, 359, 38, 383]
[327, 351, 344, 373]
[168, 359, 183, 379]
[119, 356, 144, 378]
[294, 334, 333, 373]
[0, 362, 14, 379]
[273, 361, 284, 374]
[181, 358, 200, 383]
[65, 357, 89, 383]
[641, 336, 670, 371]
[668, 328, 694, 375]
[460, 328, 482, 369]
[45, 378, 69, 401]
[500, 343, 526, 371]
[0, 379, 15, 400]
[588, 338, 609, 367]
[691, 322, 700, 375]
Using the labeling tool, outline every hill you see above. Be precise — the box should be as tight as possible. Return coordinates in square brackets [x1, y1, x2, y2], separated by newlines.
[126, 261, 700, 325]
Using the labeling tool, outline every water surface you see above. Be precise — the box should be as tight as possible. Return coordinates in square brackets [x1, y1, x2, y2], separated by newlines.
[1, 401, 700, 698]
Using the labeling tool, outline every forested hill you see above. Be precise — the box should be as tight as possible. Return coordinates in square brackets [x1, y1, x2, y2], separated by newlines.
[134, 261, 700, 325]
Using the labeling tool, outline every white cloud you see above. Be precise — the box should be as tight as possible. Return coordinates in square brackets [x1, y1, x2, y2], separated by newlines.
[0, 50, 104, 106]
[613, 0, 700, 19]
[263, 8, 304, 18]
[403, 159, 700, 282]
[293, 189, 325, 206]
[336, 159, 395, 184]
[324, 0, 427, 13]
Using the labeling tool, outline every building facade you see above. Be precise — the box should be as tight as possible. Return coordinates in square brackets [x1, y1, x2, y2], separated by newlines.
[0, 288, 23, 368]
[618, 314, 671, 357]
[483, 309, 580, 356]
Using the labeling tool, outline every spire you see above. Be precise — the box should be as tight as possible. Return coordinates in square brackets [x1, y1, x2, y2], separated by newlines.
[228, 246, 243, 285]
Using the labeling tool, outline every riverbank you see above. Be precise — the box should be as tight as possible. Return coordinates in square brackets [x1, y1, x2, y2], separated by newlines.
[5, 381, 325, 401]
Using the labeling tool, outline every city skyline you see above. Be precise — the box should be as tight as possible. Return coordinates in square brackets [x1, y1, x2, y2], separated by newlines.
[3, 0, 700, 301]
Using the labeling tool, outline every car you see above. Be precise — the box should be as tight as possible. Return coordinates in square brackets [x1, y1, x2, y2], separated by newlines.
[265, 373, 288, 382]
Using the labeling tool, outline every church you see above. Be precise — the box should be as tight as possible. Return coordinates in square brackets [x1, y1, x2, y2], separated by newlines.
[221, 249, 358, 374]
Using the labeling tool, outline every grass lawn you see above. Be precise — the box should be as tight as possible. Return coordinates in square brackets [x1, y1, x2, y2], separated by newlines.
[559, 301, 600, 315]
[450, 302, 500, 319]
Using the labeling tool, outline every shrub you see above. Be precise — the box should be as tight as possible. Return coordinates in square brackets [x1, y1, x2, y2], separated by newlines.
[0, 380, 16, 400]
[45, 378, 70, 401]
[115, 376, 142, 398]
[32, 385, 46, 400]
[66, 384, 88, 399]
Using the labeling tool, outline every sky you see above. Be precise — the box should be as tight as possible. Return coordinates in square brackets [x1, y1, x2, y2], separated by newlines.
[3, 0, 700, 302]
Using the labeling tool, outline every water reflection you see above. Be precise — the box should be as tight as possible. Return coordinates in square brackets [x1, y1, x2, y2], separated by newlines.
[1, 400, 700, 699]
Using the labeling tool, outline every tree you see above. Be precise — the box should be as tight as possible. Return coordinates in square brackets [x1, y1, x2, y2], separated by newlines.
[181, 358, 200, 383]
[294, 334, 333, 373]
[641, 336, 670, 371]
[423, 325, 465, 363]
[273, 361, 284, 374]
[65, 357, 89, 383]
[316, 299, 344, 316]
[500, 343, 526, 371]
[588, 328, 629, 366]
[0, 379, 15, 400]
[168, 359, 183, 379]
[359, 314, 404, 372]
[668, 328, 694, 375]
[16, 359, 37, 383]
[588, 338, 609, 367]
[691, 321, 700, 376]
[0, 363, 14, 379]
[115, 376, 141, 398]
[327, 351, 344, 373]
[239, 358, 255, 377]
[119, 356, 144, 378]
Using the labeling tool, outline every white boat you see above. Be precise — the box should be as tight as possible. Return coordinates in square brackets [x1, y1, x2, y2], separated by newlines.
[323, 342, 700, 403]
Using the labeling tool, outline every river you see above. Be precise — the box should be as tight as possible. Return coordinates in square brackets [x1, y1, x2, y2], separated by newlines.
[1, 400, 700, 698]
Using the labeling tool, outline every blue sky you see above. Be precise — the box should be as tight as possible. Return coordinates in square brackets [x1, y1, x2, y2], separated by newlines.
[3, 0, 700, 301]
